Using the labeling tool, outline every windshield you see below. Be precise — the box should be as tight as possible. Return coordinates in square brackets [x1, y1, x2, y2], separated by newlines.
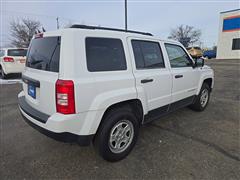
[8, 49, 27, 56]
[26, 36, 61, 72]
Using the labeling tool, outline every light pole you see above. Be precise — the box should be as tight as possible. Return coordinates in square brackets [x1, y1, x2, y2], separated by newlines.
[125, 0, 127, 30]
[56, 17, 59, 29]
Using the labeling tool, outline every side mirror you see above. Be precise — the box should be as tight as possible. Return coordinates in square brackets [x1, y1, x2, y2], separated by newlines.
[194, 57, 204, 67]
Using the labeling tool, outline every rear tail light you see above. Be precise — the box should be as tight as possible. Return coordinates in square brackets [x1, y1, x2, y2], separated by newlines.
[3, 57, 14, 62]
[56, 79, 76, 114]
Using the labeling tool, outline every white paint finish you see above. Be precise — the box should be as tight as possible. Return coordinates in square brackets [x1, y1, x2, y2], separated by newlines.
[170, 67, 200, 102]
[162, 41, 200, 102]
[217, 10, 240, 59]
[196, 66, 214, 95]
[127, 37, 172, 113]
[19, 28, 214, 136]
[22, 68, 59, 115]
[135, 69, 172, 111]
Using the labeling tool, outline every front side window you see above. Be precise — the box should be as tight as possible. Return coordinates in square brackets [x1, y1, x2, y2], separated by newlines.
[232, 38, 240, 50]
[165, 44, 192, 68]
[86, 37, 127, 72]
[131, 40, 165, 69]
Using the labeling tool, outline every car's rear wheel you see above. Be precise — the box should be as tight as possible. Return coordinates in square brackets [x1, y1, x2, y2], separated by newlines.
[94, 106, 139, 162]
[0, 66, 7, 79]
[190, 83, 210, 111]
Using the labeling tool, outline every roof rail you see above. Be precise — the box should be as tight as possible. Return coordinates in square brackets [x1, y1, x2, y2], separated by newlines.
[70, 24, 153, 36]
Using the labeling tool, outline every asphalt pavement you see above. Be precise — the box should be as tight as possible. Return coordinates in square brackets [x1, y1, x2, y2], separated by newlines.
[0, 59, 239, 179]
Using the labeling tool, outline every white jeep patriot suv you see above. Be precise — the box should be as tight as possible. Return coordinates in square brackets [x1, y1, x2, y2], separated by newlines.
[18, 25, 214, 162]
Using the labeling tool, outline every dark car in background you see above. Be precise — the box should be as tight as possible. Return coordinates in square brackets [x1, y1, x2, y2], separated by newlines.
[203, 50, 216, 59]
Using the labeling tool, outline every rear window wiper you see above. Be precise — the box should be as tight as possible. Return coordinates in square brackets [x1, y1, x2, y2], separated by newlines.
[29, 59, 44, 65]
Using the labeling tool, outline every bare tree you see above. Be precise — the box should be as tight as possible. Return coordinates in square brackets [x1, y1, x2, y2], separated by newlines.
[10, 18, 41, 48]
[168, 25, 201, 47]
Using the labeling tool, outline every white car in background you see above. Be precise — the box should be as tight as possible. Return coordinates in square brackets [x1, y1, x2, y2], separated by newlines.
[0, 48, 27, 79]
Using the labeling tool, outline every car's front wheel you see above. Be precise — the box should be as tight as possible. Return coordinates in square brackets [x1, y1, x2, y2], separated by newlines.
[190, 83, 210, 111]
[94, 106, 139, 162]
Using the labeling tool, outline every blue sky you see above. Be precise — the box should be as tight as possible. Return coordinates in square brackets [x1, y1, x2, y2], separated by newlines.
[1, 0, 239, 47]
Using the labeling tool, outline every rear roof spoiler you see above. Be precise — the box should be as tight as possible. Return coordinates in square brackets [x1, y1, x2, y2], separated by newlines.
[70, 24, 153, 36]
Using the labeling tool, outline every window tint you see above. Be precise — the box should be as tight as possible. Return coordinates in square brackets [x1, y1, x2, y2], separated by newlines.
[232, 38, 240, 50]
[131, 40, 165, 69]
[86, 38, 127, 72]
[8, 49, 27, 56]
[165, 44, 192, 68]
[26, 37, 61, 72]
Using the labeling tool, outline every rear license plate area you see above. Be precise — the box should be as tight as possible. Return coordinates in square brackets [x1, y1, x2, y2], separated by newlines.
[28, 84, 36, 99]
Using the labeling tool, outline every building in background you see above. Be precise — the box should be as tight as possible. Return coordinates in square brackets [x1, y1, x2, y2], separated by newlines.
[217, 9, 240, 59]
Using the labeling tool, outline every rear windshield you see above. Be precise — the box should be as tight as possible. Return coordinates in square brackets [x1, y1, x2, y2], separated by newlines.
[8, 49, 27, 56]
[26, 36, 61, 72]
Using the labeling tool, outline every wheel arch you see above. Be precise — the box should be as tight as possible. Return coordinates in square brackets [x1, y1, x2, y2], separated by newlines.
[93, 99, 144, 141]
[101, 99, 144, 125]
[203, 78, 213, 91]
[197, 77, 213, 95]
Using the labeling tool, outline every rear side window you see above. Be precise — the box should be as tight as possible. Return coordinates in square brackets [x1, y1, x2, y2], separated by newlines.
[86, 37, 127, 72]
[26, 37, 61, 72]
[8, 49, 27, 56]
[131, 40, 165, 69]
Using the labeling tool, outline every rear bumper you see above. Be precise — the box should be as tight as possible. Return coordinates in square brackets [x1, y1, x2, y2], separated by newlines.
[2, 62, 25, 74]
[18, 96, 94, 146]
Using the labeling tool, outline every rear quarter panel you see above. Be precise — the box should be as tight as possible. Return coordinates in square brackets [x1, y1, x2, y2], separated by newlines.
[62, 31, 137, 113]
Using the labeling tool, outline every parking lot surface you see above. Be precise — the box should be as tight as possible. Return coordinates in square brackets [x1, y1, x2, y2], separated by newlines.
[0, 59, 239, 179]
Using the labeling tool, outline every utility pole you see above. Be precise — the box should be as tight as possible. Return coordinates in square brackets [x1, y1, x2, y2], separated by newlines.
[125, 0, 127, 30]
[56, 17, 59, 29]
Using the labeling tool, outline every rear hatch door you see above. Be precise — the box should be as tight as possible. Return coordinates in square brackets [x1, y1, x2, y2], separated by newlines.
[22, 35, 61, 116]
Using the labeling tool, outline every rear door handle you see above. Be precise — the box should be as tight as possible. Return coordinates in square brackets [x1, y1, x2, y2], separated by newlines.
[175, 75, 183, 79]
[141, 79, 153, 84]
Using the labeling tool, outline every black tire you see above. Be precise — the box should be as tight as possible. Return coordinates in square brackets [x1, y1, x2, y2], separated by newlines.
[93, 106, 140, 162]
[190, 83, 210, 111]
[0, 66, 7, 79]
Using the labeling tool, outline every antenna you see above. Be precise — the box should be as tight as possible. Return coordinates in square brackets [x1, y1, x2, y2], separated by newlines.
[125, 0, 127, 30]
